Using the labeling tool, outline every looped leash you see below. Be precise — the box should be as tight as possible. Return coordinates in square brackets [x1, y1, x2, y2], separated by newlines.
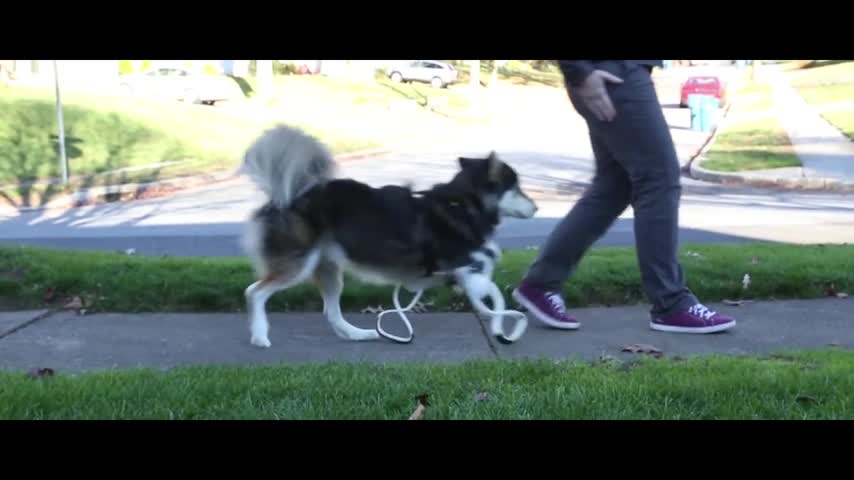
[376, 285, 423, 344]
[463, 280, 528, 345]
[375, 279, 528, 345]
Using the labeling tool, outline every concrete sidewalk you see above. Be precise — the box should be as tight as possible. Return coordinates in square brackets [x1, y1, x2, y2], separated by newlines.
[1, 298, 851, 372]
[770, 67, 854, 180]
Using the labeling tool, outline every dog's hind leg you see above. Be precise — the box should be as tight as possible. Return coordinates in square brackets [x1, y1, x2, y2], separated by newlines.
[314, 261, 380, 341]
[245, 250, 320, 348]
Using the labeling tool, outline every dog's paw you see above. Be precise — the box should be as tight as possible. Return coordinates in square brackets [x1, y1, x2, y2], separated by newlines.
[335, 327, 380, 341]
[250, 336, 272, 348]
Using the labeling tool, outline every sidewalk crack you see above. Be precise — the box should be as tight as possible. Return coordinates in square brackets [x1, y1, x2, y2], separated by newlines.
[0, 310, 58, 340]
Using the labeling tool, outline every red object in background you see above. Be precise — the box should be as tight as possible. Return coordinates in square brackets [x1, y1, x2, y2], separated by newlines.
[680, 76, 726, 107]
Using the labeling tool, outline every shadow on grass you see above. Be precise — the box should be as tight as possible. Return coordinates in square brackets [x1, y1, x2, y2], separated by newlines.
[0, 100, 179, 210]
[797, 60, 852, 70]
[379, 81, 428, 107]
[498, 68, 564, 88]
[227, 75, 255, 98]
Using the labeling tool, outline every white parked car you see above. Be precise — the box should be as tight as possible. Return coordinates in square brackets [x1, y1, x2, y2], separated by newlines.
[118, 66, 236, 105]
[388, 61, 458, 88]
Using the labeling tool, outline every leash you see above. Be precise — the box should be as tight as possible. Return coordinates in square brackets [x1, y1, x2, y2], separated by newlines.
[375, 278, 528, 345]
[464, 280, 528, 345]
[376, 285, 422, 344]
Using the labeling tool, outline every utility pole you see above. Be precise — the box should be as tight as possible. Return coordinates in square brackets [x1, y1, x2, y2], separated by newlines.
[53, 60, 69, 184]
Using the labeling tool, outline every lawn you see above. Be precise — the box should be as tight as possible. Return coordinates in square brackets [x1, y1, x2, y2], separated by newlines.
[2, 350, 852, 419]
[785, 61, 854, 139]
[1, 243, 851, 314]
[0, 84, 379, 207]
[0, 70, 549, 209]
[448, 60, 564, 88]
[702, 80, 802, 172]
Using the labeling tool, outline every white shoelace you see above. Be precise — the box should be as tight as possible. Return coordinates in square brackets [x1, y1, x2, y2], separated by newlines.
[688, 304, 717, 320]
[547, 293, 567, 314]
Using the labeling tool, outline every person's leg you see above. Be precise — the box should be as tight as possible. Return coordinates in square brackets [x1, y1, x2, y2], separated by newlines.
[515, 119, 632, 329]
[586, 62, 734, 332]
[523, 133, 631, 289]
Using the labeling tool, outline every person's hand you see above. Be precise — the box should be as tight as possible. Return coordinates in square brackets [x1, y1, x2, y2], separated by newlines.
[576, 70, 624, 121]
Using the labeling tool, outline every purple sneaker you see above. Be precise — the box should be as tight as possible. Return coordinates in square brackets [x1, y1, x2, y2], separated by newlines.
[650, 303, 736, 334]
[512, 282, 580, 330]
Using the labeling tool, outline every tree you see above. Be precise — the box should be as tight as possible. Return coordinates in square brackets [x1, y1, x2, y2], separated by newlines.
[256, 60, 274, 101]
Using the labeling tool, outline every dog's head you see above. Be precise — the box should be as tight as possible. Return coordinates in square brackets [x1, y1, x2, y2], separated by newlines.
[456, 151, 538, 219]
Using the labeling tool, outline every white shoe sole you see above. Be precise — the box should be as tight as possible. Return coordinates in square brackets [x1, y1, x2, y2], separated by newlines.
[649, 320, 736, 334]
[512, 290, 580, 330]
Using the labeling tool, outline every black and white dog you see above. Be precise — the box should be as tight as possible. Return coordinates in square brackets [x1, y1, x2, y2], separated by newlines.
[240, 125, 538, 348]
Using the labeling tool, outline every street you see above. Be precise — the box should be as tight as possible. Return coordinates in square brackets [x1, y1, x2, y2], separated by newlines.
[2, 65, 854, 256]
[3, 150, 854, 256]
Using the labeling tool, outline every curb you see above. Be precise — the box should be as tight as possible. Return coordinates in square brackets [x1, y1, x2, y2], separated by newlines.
[682, 101, 733, 174]
[685, 75, 854, 193]
[3, 170, 241, 214]
[1, 147, 392, 214]
[689, 160, 854, 192]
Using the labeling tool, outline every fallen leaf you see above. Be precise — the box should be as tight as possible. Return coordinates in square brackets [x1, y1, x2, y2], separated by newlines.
[795, 394, 818, 405]
[450, 302, 467, 311]
[412, 300, 435, 314]
[621, 344, 663, 358]
[751, 257, 760, 265]
[43, 287, 56, 303]
[409, 393, 430, 420]
[28, 368, 54, 378]
[63, 296, 84, 310]
[474, 392, 490, 402]
[742, 273, 751, 290]
[360, 305, 383, 314]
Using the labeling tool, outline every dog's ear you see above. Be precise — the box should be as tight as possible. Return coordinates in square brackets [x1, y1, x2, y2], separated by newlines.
[487, 151, 503, 182]
[458, 156, 480, 170]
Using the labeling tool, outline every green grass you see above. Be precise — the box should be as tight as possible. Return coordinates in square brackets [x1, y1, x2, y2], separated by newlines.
[1, 243, 852, 313]
[0, 84, 379, 190]
[785, 61, 854, 139]
[237, 74, 474, 112]
[2, 350, 852, 419]
[797, 83, 854, 139]
[821, 111, 854, 139]
[703, 81, 802, 172]
[449, 60, 564, 88]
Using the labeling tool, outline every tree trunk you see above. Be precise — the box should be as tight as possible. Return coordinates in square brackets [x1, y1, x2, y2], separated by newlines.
[469, 60, 480, 89]
[257, 60, 274, 101]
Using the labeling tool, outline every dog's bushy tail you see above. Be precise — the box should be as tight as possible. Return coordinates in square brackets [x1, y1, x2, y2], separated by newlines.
[241, 125, 335, 208]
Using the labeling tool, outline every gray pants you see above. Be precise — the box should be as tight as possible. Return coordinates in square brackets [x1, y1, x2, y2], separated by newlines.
[524, 61, 698, 316]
